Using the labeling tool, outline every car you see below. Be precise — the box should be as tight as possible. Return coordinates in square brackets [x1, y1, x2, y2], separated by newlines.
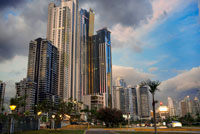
[70, 122, 79, 125]
[141, 123, 146, 127]
[167, 121, 182, 128]
[136, 124, 140, 127]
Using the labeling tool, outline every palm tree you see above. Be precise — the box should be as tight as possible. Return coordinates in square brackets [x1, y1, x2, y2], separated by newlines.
[140, 79, 161, 134]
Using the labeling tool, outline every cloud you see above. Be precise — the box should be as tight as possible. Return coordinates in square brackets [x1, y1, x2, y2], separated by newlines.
[80, 0, 153, 28]
[4, 80, 16, 100]
[0, 0, 50, 62]
[109, 0, 193, 52]
[0, 0, 26, 10]
[148, 67, 158, 72]
[112, 65, 154, 86]
[158, 67, 200, 100]
[0, 0, 190, 61]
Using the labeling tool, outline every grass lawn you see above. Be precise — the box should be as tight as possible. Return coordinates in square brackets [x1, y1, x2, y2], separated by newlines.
[116, 132, 195, 134]
[15, 130, 85, 134]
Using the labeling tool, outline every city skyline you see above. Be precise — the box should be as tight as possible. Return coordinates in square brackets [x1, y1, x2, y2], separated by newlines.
[0, 0, 200, 103]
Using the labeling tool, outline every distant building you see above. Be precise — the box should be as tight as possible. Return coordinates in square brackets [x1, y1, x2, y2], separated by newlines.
[112, 86, 126, 113]
[193, 97, 200, 116]
[15, 78, 36, 114]
[136, 86, 150, 119]
[184, 96, 191, 114]
[115, 77, 127, 87]
[127, 86, 138, 120]
[157, 103, 169, 120]
[180, 100, 187, 117]
[27, 38, 59, 104]
[0, 81, 6, 113]
[168, 97, 175, 117]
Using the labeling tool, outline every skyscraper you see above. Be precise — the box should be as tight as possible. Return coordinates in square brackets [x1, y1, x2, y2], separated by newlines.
[47, 0, 79, 101]
[180, 100, 187, 117]
[0, 81, 6, 113]
[129, 86, 138, 120]
[27, 38, 58, 104]
[78, 8, 95, 99]
[112, 86, 126, 113]
[168, 97, 175, 117]
[136, 86, 150, 119]
[88, 28, 112, 107]
[193, 97, 200, 116]
[113, 85, 138, 120]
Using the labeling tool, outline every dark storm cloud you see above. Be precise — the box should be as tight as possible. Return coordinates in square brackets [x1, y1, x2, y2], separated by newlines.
[79, 0, 153, 28]
[0, 0, 49, 62]
[0, 0, 153, 62]
[0, 0, 26, 10]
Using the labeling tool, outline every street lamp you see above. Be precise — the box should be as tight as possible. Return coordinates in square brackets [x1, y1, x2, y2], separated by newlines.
[9, 105, 16, 134]
[37, 111, 42, 116]
[10, 105, 16, 111]
[37, 111, 42, 130]
[52, 114, 55, 129]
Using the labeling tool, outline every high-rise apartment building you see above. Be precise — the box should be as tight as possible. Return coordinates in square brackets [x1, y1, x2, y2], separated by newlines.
[15, 78, 36, 114]
[78, 8, 95, 99]
[136, 86, 150, 119]
[88, 28, 112, 107]
[180, 100, 187, 117]
[129, 86, 138, 120]
[0, 81, 6, 113]
[193, 97, 200, 115]
[184, 96, 190, 114]
[27, 38, 58, 104]
[113, 85, 138, 120]
[112, 86, 126, 113]
[168, 97, 175, 117]
[47, 0, 79, 101]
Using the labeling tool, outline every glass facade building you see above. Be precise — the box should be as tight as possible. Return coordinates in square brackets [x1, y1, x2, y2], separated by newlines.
[27, 38, 58, 104]
[136, 86, 150, 119]
[88, 28, 112, 107]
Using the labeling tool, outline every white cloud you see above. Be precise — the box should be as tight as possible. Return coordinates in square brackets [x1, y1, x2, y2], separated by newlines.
[0, 55, 27, 100]
[110, 0, 193, 51]
[160, 67, 200, 92]
[148, 67, 158, 72]
[157, 67, 200, 101]
[112, 65, 154, 86]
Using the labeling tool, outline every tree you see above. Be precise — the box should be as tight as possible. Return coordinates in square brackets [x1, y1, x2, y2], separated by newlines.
[10, 95, 27, 113]
[179, 113, 194, 125]
[140, 79, 161, 134]
[96, 108, 124, 127]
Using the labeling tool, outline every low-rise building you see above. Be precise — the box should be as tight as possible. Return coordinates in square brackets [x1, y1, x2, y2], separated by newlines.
[0, 81, 6, 113]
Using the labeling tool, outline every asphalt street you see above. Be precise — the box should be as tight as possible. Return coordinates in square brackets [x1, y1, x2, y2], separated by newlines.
[86, 129, 116, 134]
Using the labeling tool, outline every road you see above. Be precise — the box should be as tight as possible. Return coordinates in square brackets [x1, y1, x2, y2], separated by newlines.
[85, 127, 200, 134]
[86, 129, 116, 134]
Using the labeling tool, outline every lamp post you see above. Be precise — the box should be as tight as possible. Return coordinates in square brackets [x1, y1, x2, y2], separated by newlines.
[9, 105, 16, 134]
[127, 113, 130, 128]
[37, 111, 42, 130]
[52, 114, 55, 129]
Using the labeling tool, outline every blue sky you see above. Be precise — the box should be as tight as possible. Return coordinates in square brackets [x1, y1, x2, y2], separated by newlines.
[112, 0, 200, 81]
